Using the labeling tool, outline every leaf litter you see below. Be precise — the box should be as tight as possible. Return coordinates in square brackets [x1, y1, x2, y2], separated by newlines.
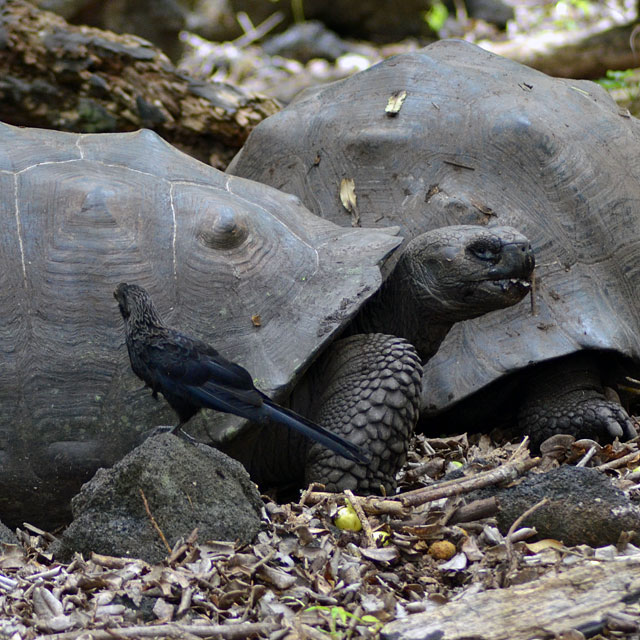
[1, 433, 640, 639]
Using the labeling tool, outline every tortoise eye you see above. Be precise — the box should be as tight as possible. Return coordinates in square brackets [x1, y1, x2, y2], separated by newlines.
[467, 239, 500, 264]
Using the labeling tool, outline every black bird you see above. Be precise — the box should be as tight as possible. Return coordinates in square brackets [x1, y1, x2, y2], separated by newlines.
[114, 283, 369, 464]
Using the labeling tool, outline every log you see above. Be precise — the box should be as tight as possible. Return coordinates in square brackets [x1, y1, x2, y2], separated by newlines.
[381, 557, 640, 640]
[481, 22, 640, 79]
[0, 0, 280, 167]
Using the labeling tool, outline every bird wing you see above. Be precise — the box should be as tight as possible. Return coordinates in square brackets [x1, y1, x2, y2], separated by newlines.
[142, 331, 265, 415]
[138, 330, 369, 463]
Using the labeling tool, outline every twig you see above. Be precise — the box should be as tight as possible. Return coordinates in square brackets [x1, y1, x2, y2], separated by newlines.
[403, 458, 445, 482]
[443, 159, 475, 170]
[139, 488, 171, 554]
[597, 449, 640, 470]
[22, 522, 57, 542]
[248, 549, 276, 576]
[509, 527, 537, 543]
[301, 493, 406, 516]
[447, 497, 499, 524]
[176, 586, 194, 618]
[576, 445, 598, 467]
[507, 436, 530, 462]
[344, 489, 375, 547]
[299, 482, 326, 508]
[504, 497, 549, 585]
[91, 553, 147, 569]
[304, 457, 538, 514]
[35, 621, 279, 640]
[529, 270, 537, 315]
[396, 456, 539, 508]
[233, 11, 285, 48]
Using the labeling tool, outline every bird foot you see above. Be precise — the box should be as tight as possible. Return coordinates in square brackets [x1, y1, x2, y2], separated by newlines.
[141, 425, 199, 444]
[173, 427, 198, 444]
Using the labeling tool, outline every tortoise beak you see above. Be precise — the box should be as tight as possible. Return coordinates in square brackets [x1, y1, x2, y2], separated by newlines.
[489, 240, 535, 282]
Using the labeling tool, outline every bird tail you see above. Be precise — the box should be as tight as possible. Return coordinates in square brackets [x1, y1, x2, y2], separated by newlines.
[261, 400, 370, 464]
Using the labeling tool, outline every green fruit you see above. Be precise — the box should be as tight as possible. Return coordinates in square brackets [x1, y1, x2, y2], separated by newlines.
[334, 504, 362, 531]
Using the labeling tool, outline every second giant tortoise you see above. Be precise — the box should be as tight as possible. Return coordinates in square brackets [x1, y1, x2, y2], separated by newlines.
[228, 39, 640, 448]
[0, 120, 533, 527]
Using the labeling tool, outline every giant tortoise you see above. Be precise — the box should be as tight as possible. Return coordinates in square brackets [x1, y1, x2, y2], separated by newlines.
[228, 38, 640, 448]
[0, 121, 398, 526]
[0, 120, 533, 527]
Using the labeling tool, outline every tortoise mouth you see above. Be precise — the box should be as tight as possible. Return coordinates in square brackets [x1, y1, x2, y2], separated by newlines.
[486, 276, 532, 298]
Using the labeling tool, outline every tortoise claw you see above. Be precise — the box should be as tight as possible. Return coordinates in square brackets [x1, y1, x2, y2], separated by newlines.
[523, 397, 638, 451]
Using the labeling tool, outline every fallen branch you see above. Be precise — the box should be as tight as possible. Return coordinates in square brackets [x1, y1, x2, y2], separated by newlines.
[304, 457, 539, 514]
[301, 493, 406, 516]
[381, 557, 640, 640]
[480, 22, 640, 79]
[447, 497, 498, 525]
[597, 449, 640, 470]
[395, 456, 540, 508]
[0, 0, 279, 167]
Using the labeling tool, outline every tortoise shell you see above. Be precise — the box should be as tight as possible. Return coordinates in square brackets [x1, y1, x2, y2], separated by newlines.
[227, 39, 640, 415]
[0, 122, 399, 525]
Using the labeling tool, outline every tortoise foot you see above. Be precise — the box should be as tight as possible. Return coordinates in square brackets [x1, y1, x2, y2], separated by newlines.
[518, 353, 638, 449]
[301, 333, 423, 494]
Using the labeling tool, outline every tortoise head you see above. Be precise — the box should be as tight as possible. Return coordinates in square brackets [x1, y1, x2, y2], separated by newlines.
[395, 225, 535, 323]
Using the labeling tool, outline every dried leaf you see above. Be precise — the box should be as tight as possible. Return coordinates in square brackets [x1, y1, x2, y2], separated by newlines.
[439, 552, 468, 572]
[339, 177, 356, 210]
[251, 314, 261, 327]
[258, 565, 296, 590]
[152, 597, 174, 621]
[33, 586, 64, 617]
[339, 178, 360, 226]
[360, 546, 399, 563]
[0, 544, 27, 570]
[525, 539, 565, 553]
[385, 90, 407, 116]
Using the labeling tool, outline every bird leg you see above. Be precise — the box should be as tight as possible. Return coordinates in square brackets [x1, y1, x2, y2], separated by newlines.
[170, 421, 198, 444]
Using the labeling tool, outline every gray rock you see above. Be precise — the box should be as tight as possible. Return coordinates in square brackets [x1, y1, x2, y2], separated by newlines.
[0, 520, 17, 545]
[484, 466, 640, 547]
[465, 0, 514, 28]
[262, 21, 351, 62]
[53, 434, 263, 563]
[230, 0, 436, 42]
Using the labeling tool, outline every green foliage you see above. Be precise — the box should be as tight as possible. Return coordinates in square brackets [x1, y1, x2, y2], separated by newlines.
[562, 0, 593, 16]
[596, 69, 636, 91]
[423, 1, 448, 32]
[596, 68, 640, 118]
[304, 605, 383, 638]
[549, 0, 595, 30]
